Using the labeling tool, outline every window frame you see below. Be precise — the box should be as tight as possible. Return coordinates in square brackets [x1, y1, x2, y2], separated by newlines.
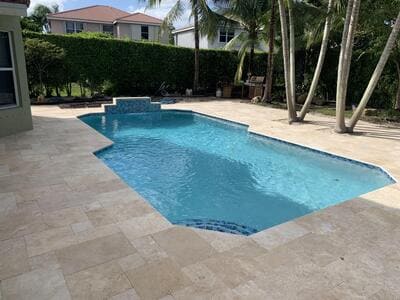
[75, 22, 84, 33]
[141, 25, 149, 40]
[65, 21, 84, 34]
[65, 21, 75, 34]
[219, 29, 235, 43]
[102, 24, 114, 35]
[0, 31, 19, 109]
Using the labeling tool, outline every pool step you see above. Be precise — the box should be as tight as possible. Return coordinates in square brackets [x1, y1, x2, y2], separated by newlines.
[103, 97, 161, 114]
[175, 219, 258, 236]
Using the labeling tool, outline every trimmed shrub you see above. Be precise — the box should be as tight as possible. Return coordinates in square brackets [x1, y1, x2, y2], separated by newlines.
[23, 31, 268, 96]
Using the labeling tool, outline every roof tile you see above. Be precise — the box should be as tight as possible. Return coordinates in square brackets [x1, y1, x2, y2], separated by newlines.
[116, 12, 163, 25]
[48, 5, 130, 23]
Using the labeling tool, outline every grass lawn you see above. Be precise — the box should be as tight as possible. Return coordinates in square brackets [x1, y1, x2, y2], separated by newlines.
[58, 83, 89, 97]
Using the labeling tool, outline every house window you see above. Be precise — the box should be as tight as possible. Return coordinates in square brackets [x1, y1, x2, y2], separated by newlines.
[66, 21, 84, 34]
[0, 32, 17, 108]
[219, 29, 235, 43]
[141, 26, 149, 40]
[75, 22, 84, 33]
[102, 24, 114, 35]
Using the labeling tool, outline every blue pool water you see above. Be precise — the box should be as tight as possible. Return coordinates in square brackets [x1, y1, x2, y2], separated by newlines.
[81, 111, 394, 235]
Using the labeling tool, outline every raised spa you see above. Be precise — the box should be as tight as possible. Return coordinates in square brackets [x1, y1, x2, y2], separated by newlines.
[81, 111, 394, 235]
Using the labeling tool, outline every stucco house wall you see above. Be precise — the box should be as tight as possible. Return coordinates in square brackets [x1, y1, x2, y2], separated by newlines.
[173, 27, 244, 50]
[118, 23, 167, 42]
[116, 23, 131, 39]
[174, 29, 208, 49]
[49, 19, 65, 33]
[50, 19, 111, 35]
[0, 3, 33, 137]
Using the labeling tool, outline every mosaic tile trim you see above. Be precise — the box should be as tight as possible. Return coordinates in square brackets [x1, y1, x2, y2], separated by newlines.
[175, 219, 258, 236]
[104, 97, 161, 114]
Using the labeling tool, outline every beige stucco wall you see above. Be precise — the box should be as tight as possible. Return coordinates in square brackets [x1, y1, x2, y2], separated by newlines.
[116, 23, 131, 39]
[85, 22, 102, 32]
[49, 19, 65, 34]
[116, 23, 166, 43]
[0, 15, 33, 137]
[50, 20, 114, 36]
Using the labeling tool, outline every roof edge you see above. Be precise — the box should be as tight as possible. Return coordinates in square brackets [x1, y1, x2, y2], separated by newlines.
[172, 26, 195, 34]
[48, 5, 104, 17]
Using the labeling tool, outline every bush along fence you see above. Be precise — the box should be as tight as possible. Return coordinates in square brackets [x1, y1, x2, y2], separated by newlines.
[23, 31, 269, 98]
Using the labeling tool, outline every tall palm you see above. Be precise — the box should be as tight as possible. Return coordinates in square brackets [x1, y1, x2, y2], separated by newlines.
[298, 0, 334, 120]
[330, 0, 400, 132]
[335, 0, 361, 133]
[277, 0, 297, 122]
[348, 10, 400, 131]
[217, 0, 270, 83]
[278, 0, 335, 122]
[262, 0, 277, 103]
[147, 0, 218, 93]
[395, 45, 400, 110]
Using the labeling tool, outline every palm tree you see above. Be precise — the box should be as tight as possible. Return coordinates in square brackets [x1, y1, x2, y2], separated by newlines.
[347, 11, 400, 131]
[262, 0, 277, 103]
[218, 0, 270, 83]
[395, 49, 400, 110]
[287, 0, 296, 110]
[335, 0, 361, 133]
[277, 0, 297, 122]
[147, 0, 218, 93]
[298, 0, 334, 120]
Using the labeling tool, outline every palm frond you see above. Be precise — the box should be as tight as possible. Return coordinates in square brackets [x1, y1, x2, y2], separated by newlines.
[197, 0, 228, 39]
[160, 0, 185, 33]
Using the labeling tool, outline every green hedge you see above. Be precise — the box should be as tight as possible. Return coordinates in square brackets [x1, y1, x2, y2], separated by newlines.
[23, 31, 397, 109]
[23, 31, 270, 96]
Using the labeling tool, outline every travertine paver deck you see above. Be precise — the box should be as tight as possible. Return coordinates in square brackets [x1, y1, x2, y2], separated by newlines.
[0, 100, 400, 299]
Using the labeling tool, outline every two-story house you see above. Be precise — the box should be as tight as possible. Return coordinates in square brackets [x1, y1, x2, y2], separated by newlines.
[47, 5, 169, 43]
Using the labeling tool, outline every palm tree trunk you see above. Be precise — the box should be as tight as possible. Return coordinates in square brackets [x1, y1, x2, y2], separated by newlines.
[277, 0, 297, 122]
[348, 11, 400, 131]
[335, 0, 360, 133]
[193, 0, 200, 93]
[248, 43, 255, 76]
[262, 0, 277, 103]
[396, 60, 400, 110]
[299, 0, 333, 120]
[288, 0, 296, 108]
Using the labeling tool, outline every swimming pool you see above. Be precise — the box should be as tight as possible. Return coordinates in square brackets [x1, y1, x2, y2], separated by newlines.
[81, 111, 395, 235]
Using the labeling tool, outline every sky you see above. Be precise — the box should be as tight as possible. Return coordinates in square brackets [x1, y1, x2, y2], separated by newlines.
[28, 0, 192, 27]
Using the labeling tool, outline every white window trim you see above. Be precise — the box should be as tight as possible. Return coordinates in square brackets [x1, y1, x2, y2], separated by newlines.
[0, 31, 19, 110]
